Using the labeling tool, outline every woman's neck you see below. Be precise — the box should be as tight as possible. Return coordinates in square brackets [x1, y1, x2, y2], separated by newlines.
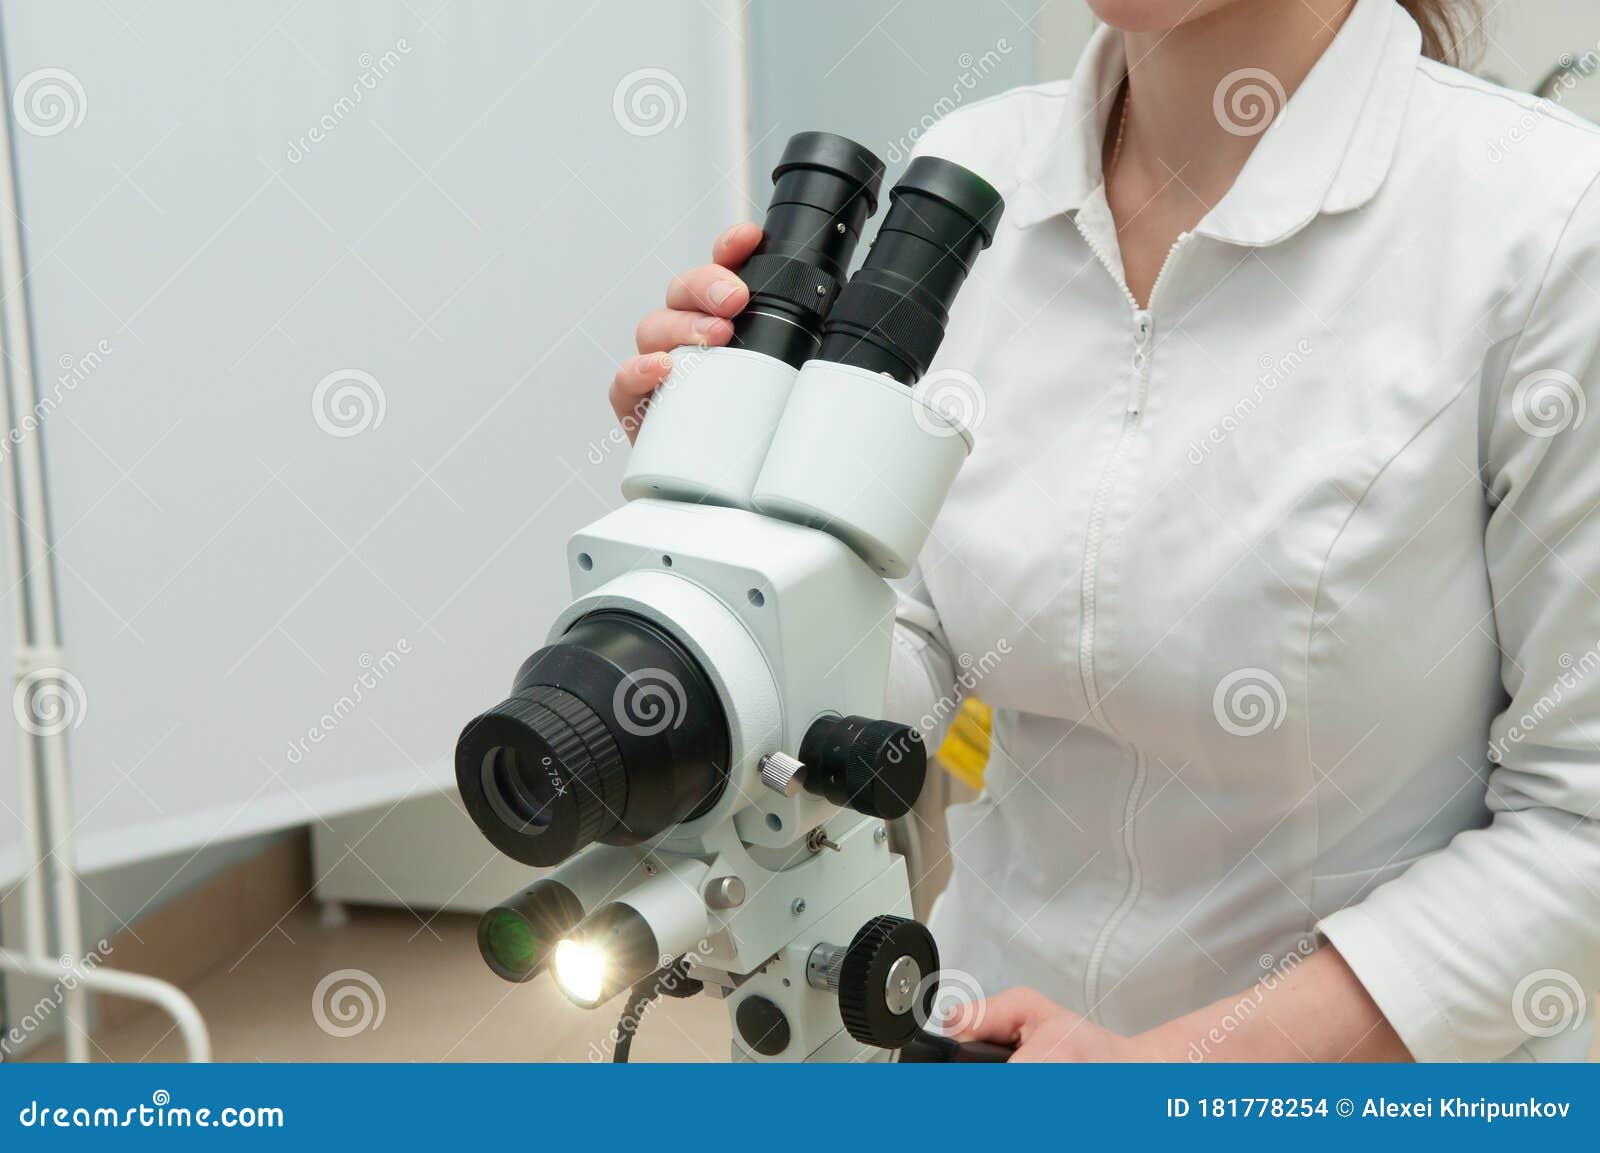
[1115, 0, 1356, 210]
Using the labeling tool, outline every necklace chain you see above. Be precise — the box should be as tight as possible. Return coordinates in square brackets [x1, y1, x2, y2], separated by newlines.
[1108, 77, 1131, 181]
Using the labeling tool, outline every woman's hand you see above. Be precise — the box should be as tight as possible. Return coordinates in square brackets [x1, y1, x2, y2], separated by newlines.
[946, 947, 1411, 1062]
[608, 221, 763, 442]
[945, 987, 1146, 1062]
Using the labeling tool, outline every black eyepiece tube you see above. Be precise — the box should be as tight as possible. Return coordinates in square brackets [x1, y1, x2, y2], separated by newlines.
[730, 132, 886, 368]
[817, 156, 1004, 384]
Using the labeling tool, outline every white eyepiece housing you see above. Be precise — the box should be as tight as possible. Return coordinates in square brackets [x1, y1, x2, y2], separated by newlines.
[620, 345, 801, 509]
[750, 359, 972, 578]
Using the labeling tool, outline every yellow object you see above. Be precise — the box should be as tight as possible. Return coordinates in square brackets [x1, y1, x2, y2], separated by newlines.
[934, 697, 991, 792]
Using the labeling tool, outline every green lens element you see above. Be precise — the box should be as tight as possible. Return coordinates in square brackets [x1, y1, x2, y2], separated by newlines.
[483, 909, 540, 975]
[477, 881, 585, 984]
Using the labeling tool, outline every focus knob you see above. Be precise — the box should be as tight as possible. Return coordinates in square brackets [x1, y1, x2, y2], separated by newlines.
[759, 751, 806, 797]
[799, 715, 925, 819]
[836, 914, 939, 1049]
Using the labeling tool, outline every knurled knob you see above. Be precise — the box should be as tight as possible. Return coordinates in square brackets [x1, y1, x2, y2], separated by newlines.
[796, 715, 925, 820]
[844, 720, 926, 820]
[836, 914, 940, 1049]
[759, 752, 806, 797]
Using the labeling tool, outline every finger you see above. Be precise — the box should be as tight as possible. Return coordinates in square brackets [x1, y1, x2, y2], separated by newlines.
[1007, 1015, 1094, 1063]
[634, 308, 733, 354]
[610, 352, 673, 437]
[1008, 1034, 1067, 1064]
[666, 264, 749, 317]
[947, 987, 1058, 1044]
[711, 221, 763, 269]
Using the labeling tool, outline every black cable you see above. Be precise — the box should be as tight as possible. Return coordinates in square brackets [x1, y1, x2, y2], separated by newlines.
[611, 981, 661, 1064]
[610, 956, 703, 1063]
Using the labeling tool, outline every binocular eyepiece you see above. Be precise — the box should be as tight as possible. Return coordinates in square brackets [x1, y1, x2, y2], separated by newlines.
[818, 155, 1004, 384]
[730, 132, 1002, 383]
[730, 132, 884, 368]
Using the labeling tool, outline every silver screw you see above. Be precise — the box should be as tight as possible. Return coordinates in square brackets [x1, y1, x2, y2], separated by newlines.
[874, 825, 889, 845]
[791, 898, 807, 916]
[835, 221, 846, 234]
[816, 284, 827, 296]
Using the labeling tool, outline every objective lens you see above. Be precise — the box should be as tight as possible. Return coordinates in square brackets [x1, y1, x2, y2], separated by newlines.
[730, 132, 886, 368]
[477, 879, 585, 983]
[456, 612, 731, 868]
[818, 156, 1005, 384]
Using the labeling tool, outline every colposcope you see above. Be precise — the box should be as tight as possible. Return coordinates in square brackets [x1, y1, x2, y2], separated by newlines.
[455, 131, 1011, 1062]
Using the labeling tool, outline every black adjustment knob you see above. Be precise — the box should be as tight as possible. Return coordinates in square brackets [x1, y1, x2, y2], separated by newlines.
[836, 914, 940, 1049]
[798, 715, 926, 819]
[735, 995, 791, 1056]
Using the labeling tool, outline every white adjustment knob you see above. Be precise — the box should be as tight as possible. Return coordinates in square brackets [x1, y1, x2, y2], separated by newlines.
[759, 752, 806, 797]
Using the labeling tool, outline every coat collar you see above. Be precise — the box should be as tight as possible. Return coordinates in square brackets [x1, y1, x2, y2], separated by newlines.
[1009, 0, 1422, 246]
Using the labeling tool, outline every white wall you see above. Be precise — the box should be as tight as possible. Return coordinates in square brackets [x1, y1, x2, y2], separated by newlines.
[1478, 0, 1600, 104]
[745, 0, 1038, 181]
[0, 0, 746, 889]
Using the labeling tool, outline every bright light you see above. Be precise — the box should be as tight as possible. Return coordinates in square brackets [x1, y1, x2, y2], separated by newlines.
[553, 937, 607, 1006]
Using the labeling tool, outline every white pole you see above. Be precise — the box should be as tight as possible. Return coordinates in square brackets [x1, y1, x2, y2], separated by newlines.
[0, 36, 87, 1062]
[0, 19, 209, 1063]
[0, 948, 211, 1062]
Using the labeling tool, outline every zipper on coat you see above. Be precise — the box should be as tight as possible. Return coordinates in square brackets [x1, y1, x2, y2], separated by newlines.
[1073, 226, 1192, 729]
[1084, 746, 1148, 1018]
[1070, 219, 1193, 1019]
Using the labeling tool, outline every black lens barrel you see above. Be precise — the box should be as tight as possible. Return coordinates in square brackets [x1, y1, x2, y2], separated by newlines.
[730, 132, 885, 368]
[455, 611, 730, 868]
[477, 879, 584, 983]
[818, 155, 1004, 384]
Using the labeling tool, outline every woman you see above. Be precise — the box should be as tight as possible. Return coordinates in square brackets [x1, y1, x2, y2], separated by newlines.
[611, 0, 1600, 1061]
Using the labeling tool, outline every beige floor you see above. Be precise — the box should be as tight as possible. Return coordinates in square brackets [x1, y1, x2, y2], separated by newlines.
[27, 905, 732, 1062]
[24, 901, 1599, 1062]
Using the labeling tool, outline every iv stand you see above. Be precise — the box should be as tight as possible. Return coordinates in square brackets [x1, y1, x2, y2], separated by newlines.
[0, 26, 209, 1062]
